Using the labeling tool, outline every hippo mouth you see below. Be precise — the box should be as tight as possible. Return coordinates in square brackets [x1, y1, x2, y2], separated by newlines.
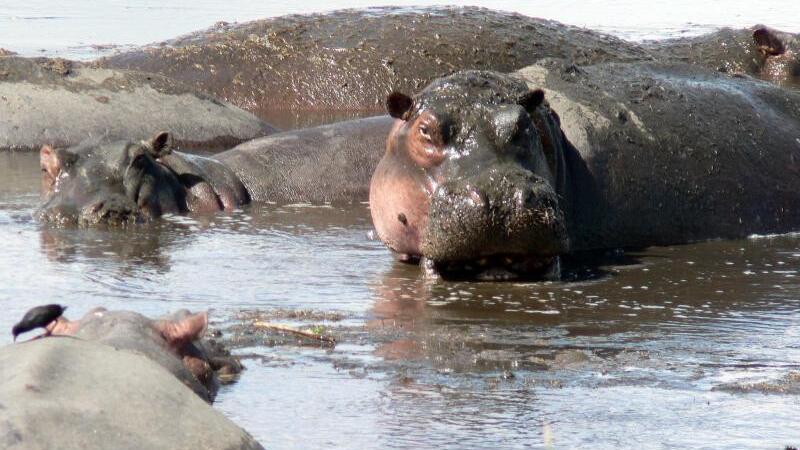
[422, 253, 562, 281]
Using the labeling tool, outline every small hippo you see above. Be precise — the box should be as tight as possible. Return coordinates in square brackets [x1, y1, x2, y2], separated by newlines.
[37, 132, 250, 225]
[0, 307, 259, 450]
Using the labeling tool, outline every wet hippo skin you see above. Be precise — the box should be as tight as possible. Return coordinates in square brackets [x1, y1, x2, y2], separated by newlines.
[0, 56, 276, 152]
[34, 63, 800, 279]
[0, 307, 259, 450]
[98, 6, 798, 125]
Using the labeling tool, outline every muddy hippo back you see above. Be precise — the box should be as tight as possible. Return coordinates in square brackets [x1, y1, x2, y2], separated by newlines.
[100, 6, 648, 121]
[0, 56, 275, 151]
[516, 60, 800, 250]
[0, 338, 262, 450]
[649, 26, 800, 89]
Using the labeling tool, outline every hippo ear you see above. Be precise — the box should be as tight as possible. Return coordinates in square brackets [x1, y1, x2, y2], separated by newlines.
[386, 92, 414, 120]
[145, 131, 174, 158]
[753, 27, 786, 56]
[519, 89, 546, 113]
[156, 311, 208, 348]
[40, 145, 78, 178]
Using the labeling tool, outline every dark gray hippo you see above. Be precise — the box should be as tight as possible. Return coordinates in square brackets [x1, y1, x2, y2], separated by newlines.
[98, 6, 649, 122]
[98, 6, 798, 126]
[651, 25, 800, 88]
[1, 307, 260, 450]
[36, 65, 800, 279]
[0, 56, 276, 152]
[34, 119, 390, 225]
[369, 65, 800, 278]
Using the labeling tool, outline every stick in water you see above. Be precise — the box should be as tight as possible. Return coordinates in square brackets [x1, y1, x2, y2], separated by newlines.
[252, 321, 336, 344]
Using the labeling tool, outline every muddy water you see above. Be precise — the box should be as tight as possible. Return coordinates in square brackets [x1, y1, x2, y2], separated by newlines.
[2, 148, 799, 448]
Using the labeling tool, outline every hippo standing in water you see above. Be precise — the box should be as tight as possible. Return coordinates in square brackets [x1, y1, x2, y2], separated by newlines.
[1, 307, 260, 450]
[35, 63, 800, 278]
[370, 65, 800, 278]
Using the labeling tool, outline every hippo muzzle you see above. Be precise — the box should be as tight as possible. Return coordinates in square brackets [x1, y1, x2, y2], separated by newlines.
[422, 166, 568, 279]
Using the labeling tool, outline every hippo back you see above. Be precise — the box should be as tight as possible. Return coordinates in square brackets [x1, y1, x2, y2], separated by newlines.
[0, 338, 263, 450]
[516, 60, 800, 250]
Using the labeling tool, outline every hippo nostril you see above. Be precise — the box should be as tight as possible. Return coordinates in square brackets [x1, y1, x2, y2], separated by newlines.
[468, 188, 486, 207]
[397, 213, 408, 226]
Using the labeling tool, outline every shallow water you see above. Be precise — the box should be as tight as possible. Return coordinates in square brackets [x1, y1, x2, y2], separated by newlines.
[2, 149, 800, 448]
[2, 2, 800, 449]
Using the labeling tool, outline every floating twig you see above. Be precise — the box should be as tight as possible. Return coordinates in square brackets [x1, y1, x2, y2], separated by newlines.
[252, 321, 336, 344]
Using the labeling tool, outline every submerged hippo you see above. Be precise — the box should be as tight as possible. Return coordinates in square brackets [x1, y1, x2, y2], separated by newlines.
[1, 307, 260, 450]
[651, 25, 800, 88]
[35, 117, 390, 225]
[36, 65, 800, 279]
[0, 56, 275, 152]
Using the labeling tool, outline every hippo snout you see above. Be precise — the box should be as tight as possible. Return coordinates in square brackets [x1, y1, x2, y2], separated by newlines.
[80, 194, 141, 226]
[421, 166, 569, 266]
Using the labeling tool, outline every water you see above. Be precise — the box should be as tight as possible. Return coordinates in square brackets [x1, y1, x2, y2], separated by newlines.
[2, 2, 800, 449]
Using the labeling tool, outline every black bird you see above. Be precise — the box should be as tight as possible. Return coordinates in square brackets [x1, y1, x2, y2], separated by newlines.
[12, 304, 66, 342]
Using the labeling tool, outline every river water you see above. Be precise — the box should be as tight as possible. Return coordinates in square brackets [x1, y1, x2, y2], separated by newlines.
[1, 1, 800, 449]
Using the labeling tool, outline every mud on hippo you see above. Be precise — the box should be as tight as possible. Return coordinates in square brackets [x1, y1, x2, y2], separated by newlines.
[370, 72, 570, 280]
[35, 64, 800, 280]
[37, 132, 249, 225]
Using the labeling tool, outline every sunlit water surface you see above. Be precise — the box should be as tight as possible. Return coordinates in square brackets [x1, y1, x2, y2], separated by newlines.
[2, 1, 800, 449]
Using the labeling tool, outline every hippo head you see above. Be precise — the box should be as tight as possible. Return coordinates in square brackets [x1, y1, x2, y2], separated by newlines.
[37, 132, 182, 225]
[44, 308, 235, 401]
[37, 132, 249, 226]
[753, 26, 800, 86]
[370, 70, 570, 280]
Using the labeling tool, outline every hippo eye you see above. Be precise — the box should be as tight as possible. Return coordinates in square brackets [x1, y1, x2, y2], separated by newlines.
[419, 125, 433, 142]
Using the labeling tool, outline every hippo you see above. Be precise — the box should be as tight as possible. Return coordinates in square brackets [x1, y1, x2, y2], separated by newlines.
[36, 64, 800, 279]
[37, 132, 250, 225]
[98, 6, 798, 127]
[98, 6, 650, 123]
[651, 25, 800, 88]
[0, 56, 276, 152]
[369, 64, 800, 278]
[0, 307, 260, 450]
[35, 117, 392, 225]
[42, 307, 240, 400]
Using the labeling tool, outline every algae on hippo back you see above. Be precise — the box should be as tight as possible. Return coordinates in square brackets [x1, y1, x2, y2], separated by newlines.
[0, 56, 276, 152]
